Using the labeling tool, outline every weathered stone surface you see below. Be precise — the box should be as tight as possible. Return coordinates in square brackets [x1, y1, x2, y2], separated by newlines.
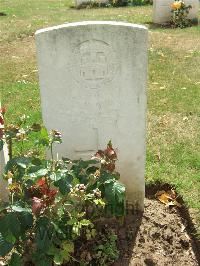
[0, 146, 9, 202]
[36, 21, 148, 210]
[0, 102, 9, 202]
[153, 0, 199, 24]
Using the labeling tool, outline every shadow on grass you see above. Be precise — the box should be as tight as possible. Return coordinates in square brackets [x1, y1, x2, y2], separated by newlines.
[145, 21, 199, 30]
[145, 21, 174, 30]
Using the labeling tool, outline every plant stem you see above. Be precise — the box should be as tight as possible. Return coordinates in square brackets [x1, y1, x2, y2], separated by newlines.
[11, 192, 14, 205]
[21, 139, 24, 155]
[8, 138, 12, 159]
[50, 142, 54, 161]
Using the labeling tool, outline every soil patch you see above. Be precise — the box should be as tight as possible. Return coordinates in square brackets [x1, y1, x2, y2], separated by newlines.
[114, 184, 200, 266]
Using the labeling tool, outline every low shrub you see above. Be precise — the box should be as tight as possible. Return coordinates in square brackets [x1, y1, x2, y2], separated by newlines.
[75, 0, 152, 9]
[0, 109, 126, 265]
[170, 0, 192, 28]
[130, 0, 152, 6]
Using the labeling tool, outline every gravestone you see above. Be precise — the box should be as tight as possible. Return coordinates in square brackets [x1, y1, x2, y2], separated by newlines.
[0, 102, 9, 202]
[36, 21, 148, 210]
[153, 0, 199, 24]
[0, 146, 9, 202]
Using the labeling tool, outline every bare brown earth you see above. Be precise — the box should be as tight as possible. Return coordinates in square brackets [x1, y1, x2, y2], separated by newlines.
[114, 187, 200, 266]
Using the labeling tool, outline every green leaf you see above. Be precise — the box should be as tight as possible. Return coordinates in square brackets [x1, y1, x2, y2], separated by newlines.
[73, 160, 98, 169]
[36, 217, 52, 251]
[16, 160, 30, 169]
[32, 251, 53, 266]
[46, 245, 59, 256]
[104, 181, 125, 217]
[5, 158, 31, 181]
[11, 205, 30, 212]
[4, 230, 16, 244]
[54, 173, 73, 195]
[5, 159, 18, 172]
[50, 169, 67, 181]
[18, 211, 33, 231]
[0, 216, 8, 233]
[35, 168, 49, 177]
[36, 127, 50, 147]
[62, 241, 74, 253]
[80, 219, 91, 226]
[0, 233, 13, 256]
[104, 181, 115, 203]
[8, 213, 21, 238]
[0, 213, 21, 239]
[53, 241, 74, 265]
[113, 181, 125, 203]
[54, 253, 63, 265]
[48, 243, 73, 264]
[99, 171, 116, 183]
[67, 218, 77, 226]
[31, 157, 42, 165]
[94, 199, 105, 207]
[27, 165, 49, 178]
[40, 127, 49, 139]
[9, 252, 21, 266]
[86, 166, 99, 175]
[105, 181, 125, 204]
[9, 157, 31, 170]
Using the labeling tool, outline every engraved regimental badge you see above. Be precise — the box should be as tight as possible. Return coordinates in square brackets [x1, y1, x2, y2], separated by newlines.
[72, 39, 118, 89]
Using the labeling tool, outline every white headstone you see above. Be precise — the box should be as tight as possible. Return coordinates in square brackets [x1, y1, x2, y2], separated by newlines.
[153, 0, 199, 24]
[0, 146, 9, 202]
[0, 103, 9, 202]
[36, 21, 148, 210]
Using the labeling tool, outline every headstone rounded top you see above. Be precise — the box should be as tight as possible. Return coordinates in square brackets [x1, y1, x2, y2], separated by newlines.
[35, 21, 148, 35]
[35, 19, 148, 209]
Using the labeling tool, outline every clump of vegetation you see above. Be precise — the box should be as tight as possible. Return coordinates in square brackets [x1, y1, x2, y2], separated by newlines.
[75, 0, 109, 9]
[130, 0, 152, 6]
[0, 109, 125, 265]
[170, 0, 192, 28]
[75, 0, 152, 9]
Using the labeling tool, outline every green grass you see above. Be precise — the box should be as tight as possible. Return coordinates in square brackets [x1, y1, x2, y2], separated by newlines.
[0, 0, 200, 235]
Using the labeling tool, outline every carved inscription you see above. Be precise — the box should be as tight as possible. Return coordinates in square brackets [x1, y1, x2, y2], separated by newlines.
[70, 40, 119, 158]
[72, 40, 118, 88]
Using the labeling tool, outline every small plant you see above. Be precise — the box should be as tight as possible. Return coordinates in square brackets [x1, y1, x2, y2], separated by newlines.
[0, 109, 125, 265]
[75, 0, 152, 9]
[130, 0, 152, 6]
[76, 0, 109, 9]
[170, 0, 192, 28]
[93, 232, 119, 265]
[108, 0, 128, 7]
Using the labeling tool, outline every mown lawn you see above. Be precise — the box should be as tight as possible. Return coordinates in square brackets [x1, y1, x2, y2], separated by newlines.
[0, 0, 200, 235]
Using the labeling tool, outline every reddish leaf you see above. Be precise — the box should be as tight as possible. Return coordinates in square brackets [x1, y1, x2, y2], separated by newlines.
[0, 116, 4, 125]
[37, 178, 46, 187]
[104, 146, 117, 160]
